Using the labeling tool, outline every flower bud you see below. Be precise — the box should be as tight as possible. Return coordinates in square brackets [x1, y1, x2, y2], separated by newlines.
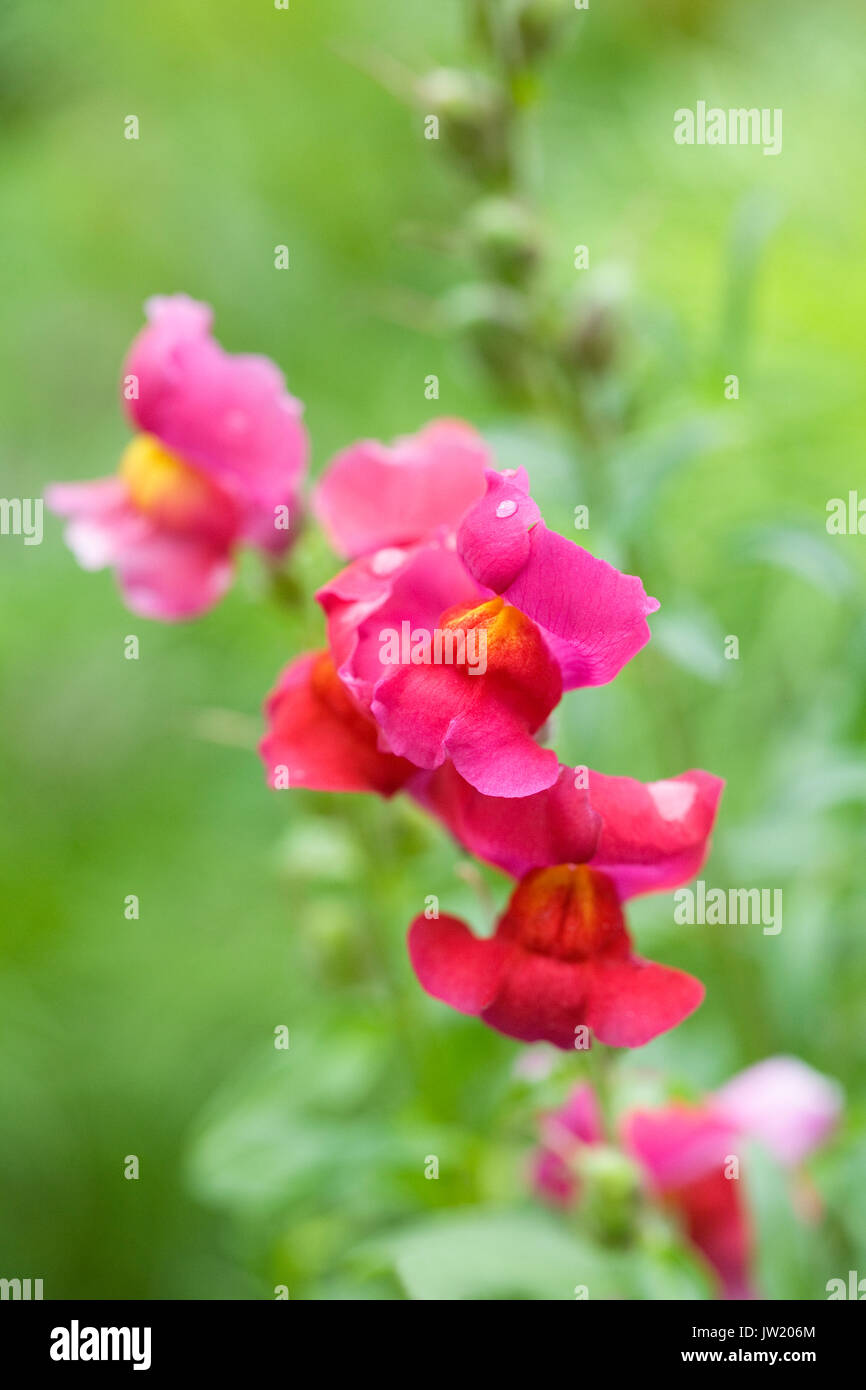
[441, 281, 534, 390]
[575, 1143, 642, 1245]
[416, 68, 511, 182]
[561, 300, 621, 375]
[514, 0, 566, 63]
[466, 196, 541, 286]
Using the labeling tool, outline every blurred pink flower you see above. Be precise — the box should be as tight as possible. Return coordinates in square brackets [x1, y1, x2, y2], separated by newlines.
[46, 295, 308, 619]
[625, 1104, 754, 1300]
[711, 1055, 843, 1167]
[533, 1057, 841, 1299]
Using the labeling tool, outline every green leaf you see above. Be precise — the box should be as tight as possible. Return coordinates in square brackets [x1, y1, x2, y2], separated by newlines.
[735, 523, 855, 597]
[653, 605, 729, 683]
[364, 1206, 639, 1301]
[747, 1143, 827, 1300]
[185, 1029, 394, 1215]
[610, 415, 729, 540]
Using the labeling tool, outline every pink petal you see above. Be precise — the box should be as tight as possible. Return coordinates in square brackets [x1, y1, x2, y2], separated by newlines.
[374, 663, 559, 796]
[313, 419, 490, 558]
[45, 478, 145, 569]
[533, 1084, 603, 1207]
[624, 1105, 739, 1188]
[456, 467, 539, 591]
[409, 761, 601, 871]
[712, 1057, 842, 1167]
[587, 769, 725, 900]
[317, 540, 484, 709]
[554, 1083, 604, 1144]
[624, 1104, 754, 1299]
[458, 470, 659, 688]
[47, 477, 232, 619]
[532, 1149, 577, 1207]
[115, 530, 233, 620]
[408, 762, 721, 899]
[442, 694, 561, 797]
[260, 651, 415, 796]
[123, 294, 308, 553]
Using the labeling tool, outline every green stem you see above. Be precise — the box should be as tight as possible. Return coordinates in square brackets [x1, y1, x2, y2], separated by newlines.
[584, 1045, 618, 1141]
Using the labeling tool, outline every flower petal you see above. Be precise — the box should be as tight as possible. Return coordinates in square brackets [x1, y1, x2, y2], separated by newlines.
[583, 957, 705, 1048]
[260, 651, 416, 796]
[624, 1104, 754, 1298]
[371, 596, 562, 795]
[317, 540, 484, 709]
[408, 913, 509, 1014]
[115, 530, 233, 620]
[623, 1105, 740, 1188]
[668, 1171, 754, 1301]
[313, 419, 489, 558]
[45, 478, 145, 569]
[458, 469, 658, 688]
[124, 294, 308, 552]
[712, 1056, 842, 1167]
[533, 1084, 604, 1207]
[409, 761, 601, 876]
[480, 948, 594, 1048]
[587, 769, 725, 899]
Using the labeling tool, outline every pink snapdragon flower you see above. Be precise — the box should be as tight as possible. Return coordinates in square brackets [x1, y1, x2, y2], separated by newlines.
[408, 864, 705, 1049]
[46, 295, 309, 619]
[310, 423, 658, 797]
[533, 1059, 842, 1298]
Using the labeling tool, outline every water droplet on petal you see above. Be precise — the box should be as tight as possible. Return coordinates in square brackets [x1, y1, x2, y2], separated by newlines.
[495, 499, 518, 518]
[370, 547, 405, 576]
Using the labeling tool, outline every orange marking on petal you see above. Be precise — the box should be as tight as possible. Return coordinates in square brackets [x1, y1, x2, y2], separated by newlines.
[501, 865, 628, 961]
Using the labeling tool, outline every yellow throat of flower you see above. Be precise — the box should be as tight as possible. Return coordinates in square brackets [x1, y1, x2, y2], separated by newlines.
[120, 433, 231, 533]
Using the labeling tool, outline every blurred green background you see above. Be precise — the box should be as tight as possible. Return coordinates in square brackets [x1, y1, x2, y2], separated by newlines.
[1, 0, 864, 1299]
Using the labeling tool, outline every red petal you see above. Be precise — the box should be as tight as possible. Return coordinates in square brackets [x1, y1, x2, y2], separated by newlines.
[260, 650, 414, 796]
[588, 769, 724, 899]
[408, 914, 509, 1014]
[481, 949, 594, 1049]
[584, 958, 705, 1047]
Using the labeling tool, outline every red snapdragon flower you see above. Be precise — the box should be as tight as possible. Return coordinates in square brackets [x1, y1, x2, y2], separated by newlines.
[408, 864, 705, 1049]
